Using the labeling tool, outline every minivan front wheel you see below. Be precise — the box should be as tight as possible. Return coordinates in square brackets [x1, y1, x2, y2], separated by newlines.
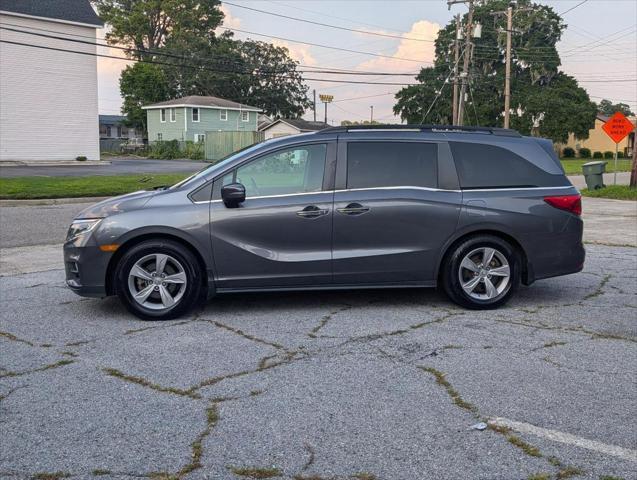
[442, 235, 520, 309]
[115, 240, 203, 320]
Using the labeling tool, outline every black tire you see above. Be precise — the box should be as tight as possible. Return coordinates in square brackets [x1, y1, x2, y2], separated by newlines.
[115, 239, 204, 320]
[441, 235, 521, 310]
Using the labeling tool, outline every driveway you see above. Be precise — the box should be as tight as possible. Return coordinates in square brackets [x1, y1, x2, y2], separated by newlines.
[0, 157, 208, 177]
[1, 200, 636, 479]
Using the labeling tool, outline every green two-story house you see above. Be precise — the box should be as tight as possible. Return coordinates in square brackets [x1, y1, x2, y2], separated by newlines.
[143, 95, 261, 143]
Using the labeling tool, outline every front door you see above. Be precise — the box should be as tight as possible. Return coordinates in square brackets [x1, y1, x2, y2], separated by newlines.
[332, 140, 461, 285]
[210, 142, 335, 289]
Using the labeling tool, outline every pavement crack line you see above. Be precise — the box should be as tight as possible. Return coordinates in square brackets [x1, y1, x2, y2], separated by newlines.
[203, 319, 289, 351]
[0, 359, 74, 379]
[102, 368, 202, 399]
[308, 304, 352, 338]
[417, 366, 585, 475]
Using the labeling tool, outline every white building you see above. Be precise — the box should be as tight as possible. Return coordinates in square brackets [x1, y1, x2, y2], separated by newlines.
[0, 0, 103, 162]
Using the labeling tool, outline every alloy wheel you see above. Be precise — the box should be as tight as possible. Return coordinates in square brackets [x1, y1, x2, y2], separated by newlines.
[127, 253, 187, 310]
[457, 247, 511, 301]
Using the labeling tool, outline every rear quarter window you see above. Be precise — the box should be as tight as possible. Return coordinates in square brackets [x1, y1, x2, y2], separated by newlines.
[450, 142, 568, 189]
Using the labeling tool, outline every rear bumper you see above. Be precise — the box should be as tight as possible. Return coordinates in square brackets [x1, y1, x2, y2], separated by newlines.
[64, 242, 111, 298]
[523, 217, 585, 284]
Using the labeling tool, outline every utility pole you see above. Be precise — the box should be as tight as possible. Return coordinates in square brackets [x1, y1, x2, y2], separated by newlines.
[456, 0, 474, 126]
[504, 4, 513, 129]
[452, 14, 461, 125]
[370, 105, 374, 123]
[313, 89, 317, 122]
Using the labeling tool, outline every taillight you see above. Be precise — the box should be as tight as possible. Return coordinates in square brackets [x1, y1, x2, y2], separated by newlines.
[544, 194, 582, 216]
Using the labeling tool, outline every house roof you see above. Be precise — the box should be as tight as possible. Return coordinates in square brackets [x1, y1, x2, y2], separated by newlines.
[260, 118, 330, 132]
[0, 0, 103, 27]
[99, 115, 126, 125]
[143, 95, 261, 112]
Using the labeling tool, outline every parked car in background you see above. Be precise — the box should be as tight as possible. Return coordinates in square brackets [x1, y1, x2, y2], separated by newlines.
[120, 138, 146, 153]
[64, 125, 584, 320]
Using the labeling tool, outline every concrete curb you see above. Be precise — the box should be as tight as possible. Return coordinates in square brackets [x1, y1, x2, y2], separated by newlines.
[0, 197, 109, 207]
[0, 160, 111, 167]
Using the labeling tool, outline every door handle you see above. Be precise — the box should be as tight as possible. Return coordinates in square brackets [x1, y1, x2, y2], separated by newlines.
[296, 205, 329, 218]
[337, 203, 370, 215]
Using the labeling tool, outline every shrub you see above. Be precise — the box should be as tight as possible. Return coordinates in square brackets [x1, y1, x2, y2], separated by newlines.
[592, 151, 603, 159]
[603, 151, 614, 159]
[182, 141, 205, 160]
[562, 147, 575, 158]
[148, 139, 181, 159]
[578, 147, 591, 158]
[76, 155, 87, 161]
[617, 151, 624, 159]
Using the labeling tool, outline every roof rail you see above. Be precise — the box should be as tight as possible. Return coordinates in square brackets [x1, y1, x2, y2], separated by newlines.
[317, 124, 522, 137]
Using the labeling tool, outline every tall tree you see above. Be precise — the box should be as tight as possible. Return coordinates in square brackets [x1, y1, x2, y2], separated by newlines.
[94, 0, 224, 58]
[597, 99, 634, 117]
[394, 0, 597, 143]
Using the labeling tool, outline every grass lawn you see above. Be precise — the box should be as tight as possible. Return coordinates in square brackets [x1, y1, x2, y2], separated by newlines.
[0, 174, 189, 200]
[581, 185, 637, 201]
[560, 158, 632, 175]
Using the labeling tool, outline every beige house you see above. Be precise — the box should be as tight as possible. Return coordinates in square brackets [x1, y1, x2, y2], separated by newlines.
[259, 118, 330, 140]
[559, 114, 635, 157]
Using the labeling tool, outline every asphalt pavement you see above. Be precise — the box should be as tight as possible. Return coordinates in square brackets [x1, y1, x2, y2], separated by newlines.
[1, 200, 636, 479]
[0, 157, 208, 177]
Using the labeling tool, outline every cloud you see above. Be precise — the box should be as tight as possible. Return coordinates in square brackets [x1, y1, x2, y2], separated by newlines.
[96, 27, 133, 114]
[219, 4, 242, 30]
[357, 20, 440, 73]
[271, 40, 318, 66]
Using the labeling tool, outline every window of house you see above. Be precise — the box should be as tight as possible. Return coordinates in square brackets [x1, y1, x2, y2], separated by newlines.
[106, 126, 112, 137]
[170, 108, 176, 122]
[160, 109, 166, 122]
[192, 108, 200, 122]
[232, 144, 327, 198]
[220, 109, 228, 121]
[194, 134, 206, 143]
[157, 133, 163, 141]
[346, 142, 437, 189]
[241, 111, 249, 122]
[449, 142, 567, 189]
[117, 126, 122, 137]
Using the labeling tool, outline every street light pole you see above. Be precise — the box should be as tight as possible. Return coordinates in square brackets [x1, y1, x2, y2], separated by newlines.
[370, 105, 374, 123]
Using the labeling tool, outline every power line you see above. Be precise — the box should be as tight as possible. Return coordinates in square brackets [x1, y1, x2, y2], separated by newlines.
[222, 27, 430, 63]
[560, 0, 589, 16]
[0, 25, 425, 77]
[223, 1, 434, 42]
[0, 38, 422, 86]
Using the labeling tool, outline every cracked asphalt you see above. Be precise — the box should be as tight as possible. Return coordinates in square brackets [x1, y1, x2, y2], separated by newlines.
[1, 206, 637, 480]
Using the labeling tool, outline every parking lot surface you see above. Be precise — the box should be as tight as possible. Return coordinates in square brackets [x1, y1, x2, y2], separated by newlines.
[1, 239, 636, 479]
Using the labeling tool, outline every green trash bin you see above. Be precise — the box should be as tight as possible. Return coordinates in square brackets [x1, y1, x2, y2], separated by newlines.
[581, 161, 607, 190]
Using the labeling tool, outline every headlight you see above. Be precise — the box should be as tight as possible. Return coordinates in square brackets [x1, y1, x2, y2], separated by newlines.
[66, 219, 102, 242]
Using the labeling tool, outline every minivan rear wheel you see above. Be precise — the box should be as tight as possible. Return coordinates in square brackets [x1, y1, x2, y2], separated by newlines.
[442, 235, 520, 309]
[115, 239, 203, 320]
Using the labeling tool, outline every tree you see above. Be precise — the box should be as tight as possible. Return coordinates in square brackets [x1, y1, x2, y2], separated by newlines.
[119, 63, 172, 131]
[161, 39, 311, 118]
[394, 0, 597, 143]
[597, 99, 634, 117]
[94, 0, 224, 59]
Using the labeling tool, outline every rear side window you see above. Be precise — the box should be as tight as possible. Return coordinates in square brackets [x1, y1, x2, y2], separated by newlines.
[450, 142, 566, 189]
[346, 142, 437, 189]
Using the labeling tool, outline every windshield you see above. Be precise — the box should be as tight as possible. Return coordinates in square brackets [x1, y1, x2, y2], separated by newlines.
[169, 142, 265, 190]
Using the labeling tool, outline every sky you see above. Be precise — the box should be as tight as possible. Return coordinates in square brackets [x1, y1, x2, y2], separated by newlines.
[96, 0, 637, 125]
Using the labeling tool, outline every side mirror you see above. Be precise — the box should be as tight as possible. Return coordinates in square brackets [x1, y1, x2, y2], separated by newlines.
[221, 182, 246, 207]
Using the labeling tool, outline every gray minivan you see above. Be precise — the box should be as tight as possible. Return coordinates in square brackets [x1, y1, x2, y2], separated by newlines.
[64, 125, 584, 320]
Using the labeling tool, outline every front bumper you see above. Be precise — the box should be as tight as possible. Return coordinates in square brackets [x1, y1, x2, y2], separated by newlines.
[64, 241, 112, 298]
